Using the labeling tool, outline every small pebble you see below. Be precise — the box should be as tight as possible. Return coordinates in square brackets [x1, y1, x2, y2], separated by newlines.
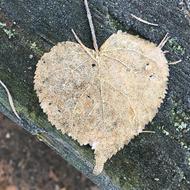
[154, 178, 159, 181]
[5, 133, 11, 139]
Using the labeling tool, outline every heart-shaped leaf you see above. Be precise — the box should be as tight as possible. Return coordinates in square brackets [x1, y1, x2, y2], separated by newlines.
[34, 30, 169, 174]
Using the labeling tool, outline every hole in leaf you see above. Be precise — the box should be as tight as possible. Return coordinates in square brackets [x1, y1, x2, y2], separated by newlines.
[149, 73, 155, 78]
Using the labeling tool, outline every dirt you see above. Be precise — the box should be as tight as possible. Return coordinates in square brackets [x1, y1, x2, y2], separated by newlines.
[0, 113, 98, 190]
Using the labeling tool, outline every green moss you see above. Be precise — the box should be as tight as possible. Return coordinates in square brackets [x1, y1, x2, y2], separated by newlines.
[0, 22, 6, 28]
[0, 21, 16, 39]
[168, 38, 185, 55]
[0, 87, 50, 129]
[0, 24, 50, 129]
[105, 154, 146, 190]
[3, 28, 16, 39]
[107, 13, 127, 32]
[170, 100, 189, 128]
[168, 97, 190, 150]
[29, 41, 44, 56]
[0, 57, 50, 130]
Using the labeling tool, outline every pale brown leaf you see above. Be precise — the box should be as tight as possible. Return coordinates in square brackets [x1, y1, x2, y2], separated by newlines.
[34, 31, 169, 175]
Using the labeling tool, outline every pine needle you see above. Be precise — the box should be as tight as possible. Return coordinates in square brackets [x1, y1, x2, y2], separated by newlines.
[158, 33, 170, 48]
[0, 80, 21, 120]
[168, 60, 182, 65]
[131, 14, 158, 26]
[71, 29, 97, 62]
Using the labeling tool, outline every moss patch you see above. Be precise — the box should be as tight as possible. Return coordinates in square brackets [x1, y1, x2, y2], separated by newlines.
[167, 38, 185, 55]
[0, 21, 16, 39]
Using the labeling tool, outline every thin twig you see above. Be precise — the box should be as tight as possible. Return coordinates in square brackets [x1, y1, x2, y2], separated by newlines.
[84, 0, 99, 52]
[0, 80, 21, 120]
[131, 14, 158, 26]
[158, 33, 170, 49]
[71, 29, 97, 62]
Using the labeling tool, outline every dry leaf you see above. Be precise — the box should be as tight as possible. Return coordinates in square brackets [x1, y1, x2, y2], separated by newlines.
[34, 31, 169, 174]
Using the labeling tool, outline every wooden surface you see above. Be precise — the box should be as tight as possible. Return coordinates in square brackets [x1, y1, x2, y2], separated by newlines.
[0, 0, 190, 189]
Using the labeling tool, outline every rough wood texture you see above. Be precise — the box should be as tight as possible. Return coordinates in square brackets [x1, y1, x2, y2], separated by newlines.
[0, 0, 190, 189]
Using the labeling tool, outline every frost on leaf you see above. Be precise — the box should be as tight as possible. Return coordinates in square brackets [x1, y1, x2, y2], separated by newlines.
[34, 31, 169, 175]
